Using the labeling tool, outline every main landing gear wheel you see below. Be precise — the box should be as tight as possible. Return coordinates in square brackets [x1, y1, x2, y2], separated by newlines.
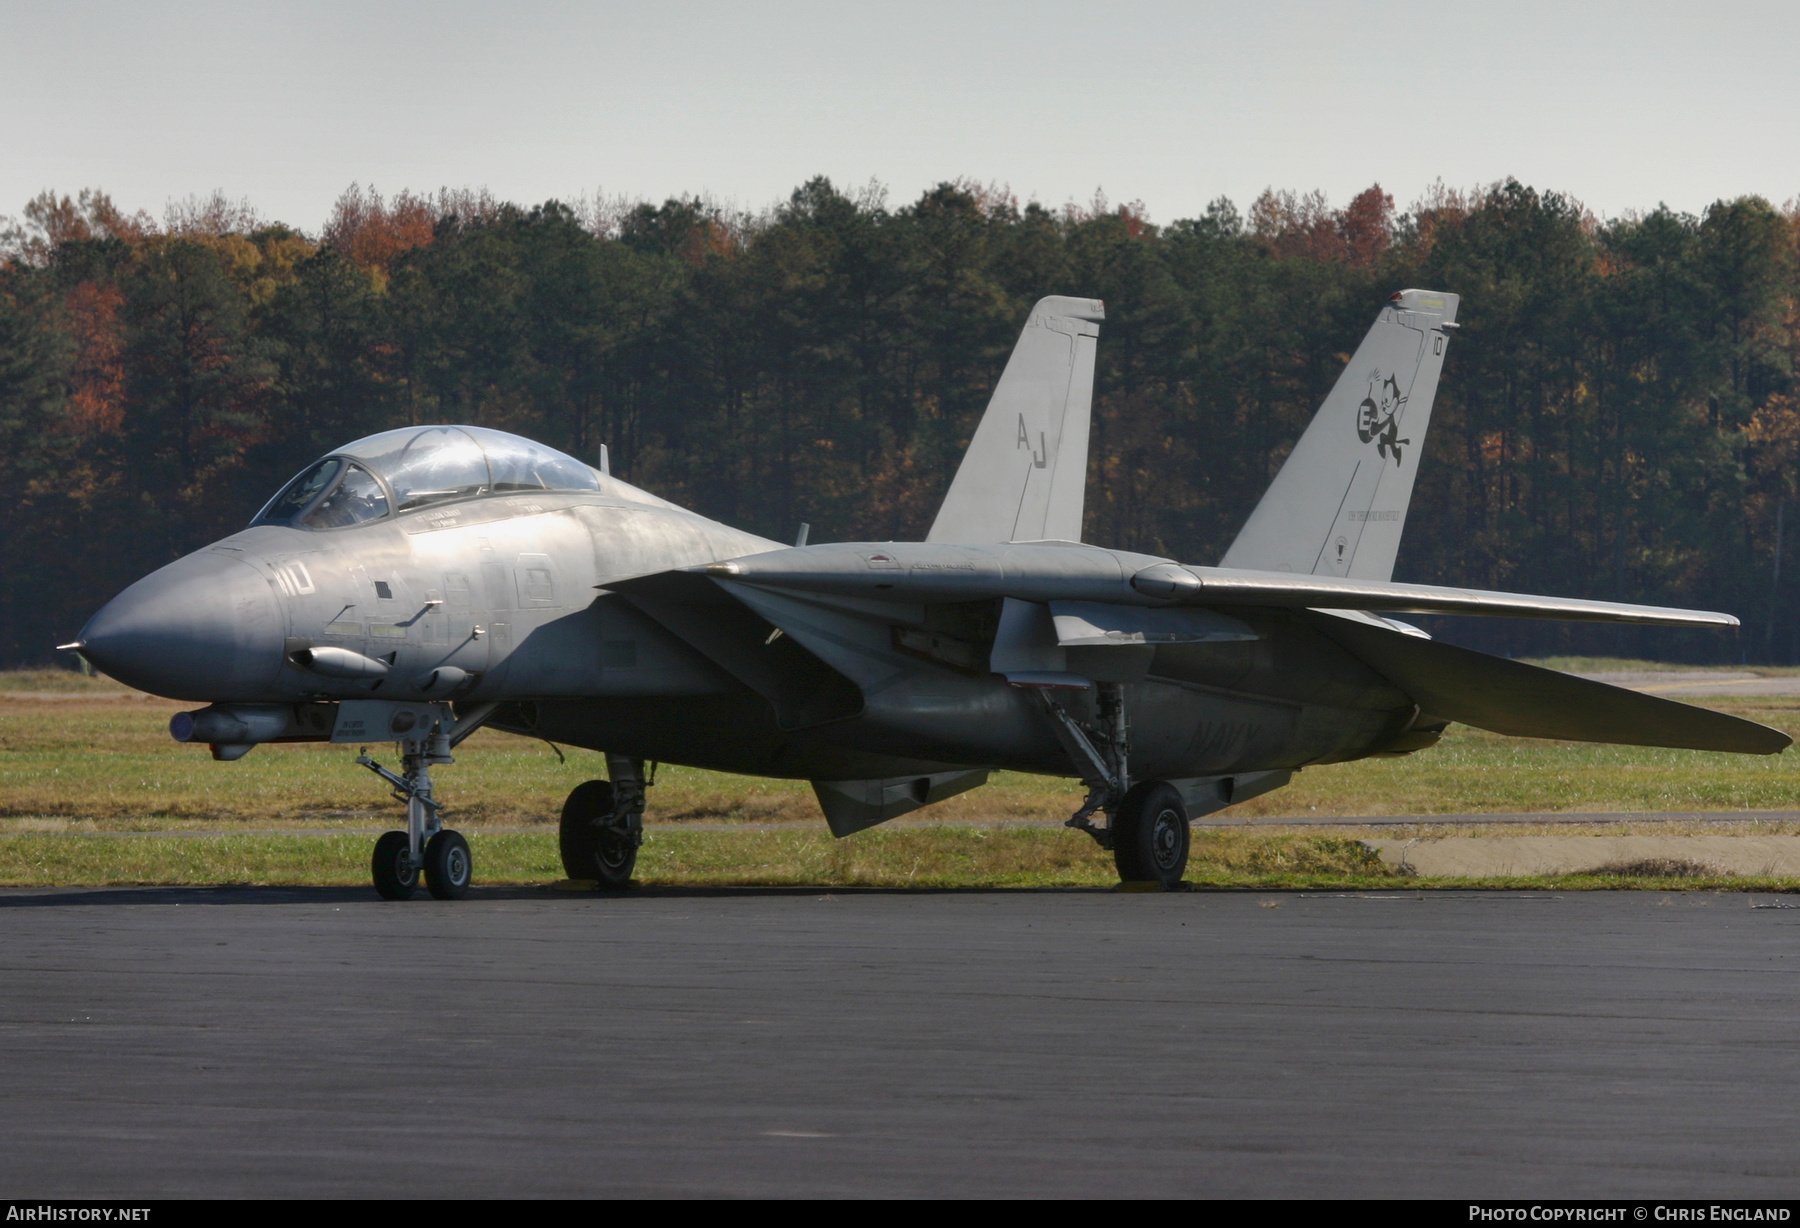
[372, 830, 419, 900]
[1113, 781, 1190, 889]
[561, 779, 637, 890]
[425, 829, 473, 900]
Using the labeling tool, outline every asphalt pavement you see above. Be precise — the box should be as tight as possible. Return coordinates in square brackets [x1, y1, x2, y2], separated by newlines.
[2, 885, 1798, 1198]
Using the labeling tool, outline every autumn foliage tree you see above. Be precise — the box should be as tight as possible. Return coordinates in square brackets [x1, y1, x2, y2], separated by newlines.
[2, 176, 1800, 665]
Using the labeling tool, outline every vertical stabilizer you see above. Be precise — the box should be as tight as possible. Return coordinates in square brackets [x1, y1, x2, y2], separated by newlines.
[1220, 289, 1459, 580]
[927, 295, 1105, 544]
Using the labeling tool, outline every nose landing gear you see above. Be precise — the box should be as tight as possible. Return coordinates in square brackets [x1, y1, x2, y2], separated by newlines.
[358, 704, 491, 900]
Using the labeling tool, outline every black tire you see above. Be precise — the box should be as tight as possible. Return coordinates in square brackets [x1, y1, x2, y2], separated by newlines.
[560, 779, 637, 890]
[1113, 781, 1190, 888]
[424, 829, 473, 900]
[372, 830, 418, 900]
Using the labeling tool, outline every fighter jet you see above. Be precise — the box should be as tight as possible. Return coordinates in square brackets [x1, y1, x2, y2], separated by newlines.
[64, 290, 1789, 897]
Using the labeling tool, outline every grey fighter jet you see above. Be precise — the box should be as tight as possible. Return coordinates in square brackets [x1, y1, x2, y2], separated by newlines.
[65, 290, 1789, 896]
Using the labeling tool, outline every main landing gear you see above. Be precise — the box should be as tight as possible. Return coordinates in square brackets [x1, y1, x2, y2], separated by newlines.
[360, 704, 491, 900]
[1036, 682, 1191, 889]
[559, 753, 647, 890]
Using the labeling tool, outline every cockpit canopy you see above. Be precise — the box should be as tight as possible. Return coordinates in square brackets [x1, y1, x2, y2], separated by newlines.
[252, 426, 601, 529]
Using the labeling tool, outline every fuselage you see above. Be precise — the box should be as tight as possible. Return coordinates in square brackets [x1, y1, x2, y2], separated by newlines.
[79, 461, 1424, 786]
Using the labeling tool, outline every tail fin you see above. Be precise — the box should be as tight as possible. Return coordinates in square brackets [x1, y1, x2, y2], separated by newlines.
[1220, 289, 1459, 580]
[927, 295, 1104, 544]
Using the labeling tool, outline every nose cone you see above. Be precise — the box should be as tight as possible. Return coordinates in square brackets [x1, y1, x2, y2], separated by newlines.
[79, 551, 285, 701]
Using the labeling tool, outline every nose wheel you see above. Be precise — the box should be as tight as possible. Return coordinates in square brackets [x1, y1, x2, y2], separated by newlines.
[371, 830, 419, 900]
[424, 829, 473, 899]
[369, 827, 473, 900]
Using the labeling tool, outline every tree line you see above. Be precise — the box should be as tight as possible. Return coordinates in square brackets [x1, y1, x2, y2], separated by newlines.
[1, 176, 1796, 666]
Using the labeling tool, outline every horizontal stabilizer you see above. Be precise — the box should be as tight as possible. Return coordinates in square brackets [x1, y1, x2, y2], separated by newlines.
[1313, 614, 1790, 755]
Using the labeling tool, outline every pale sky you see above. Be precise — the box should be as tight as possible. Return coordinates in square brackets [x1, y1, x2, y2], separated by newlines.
[4, 0, 1797, 233]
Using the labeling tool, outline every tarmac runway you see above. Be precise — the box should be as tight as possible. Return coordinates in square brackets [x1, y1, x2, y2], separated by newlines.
[3, 885, 1799, 1198]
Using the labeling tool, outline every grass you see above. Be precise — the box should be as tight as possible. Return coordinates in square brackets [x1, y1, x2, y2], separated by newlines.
[1238, 696, 1800, 816]
[1519, 656, 1709, 674]
[7, 690, 1800, 829]
[0, 668, 134, 692]
[1520, 655, 1800, 677]
[6, 660, 1800, 889]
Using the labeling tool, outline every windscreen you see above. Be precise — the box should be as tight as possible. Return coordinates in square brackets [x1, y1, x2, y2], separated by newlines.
[345, 427, 490, 512]
[257, 458, 343, 524]
[302, 464, 389, 528]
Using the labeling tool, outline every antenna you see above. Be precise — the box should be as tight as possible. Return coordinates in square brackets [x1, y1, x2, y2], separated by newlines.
[599, 443, 610, 477]
[794, 523, 810, 548]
